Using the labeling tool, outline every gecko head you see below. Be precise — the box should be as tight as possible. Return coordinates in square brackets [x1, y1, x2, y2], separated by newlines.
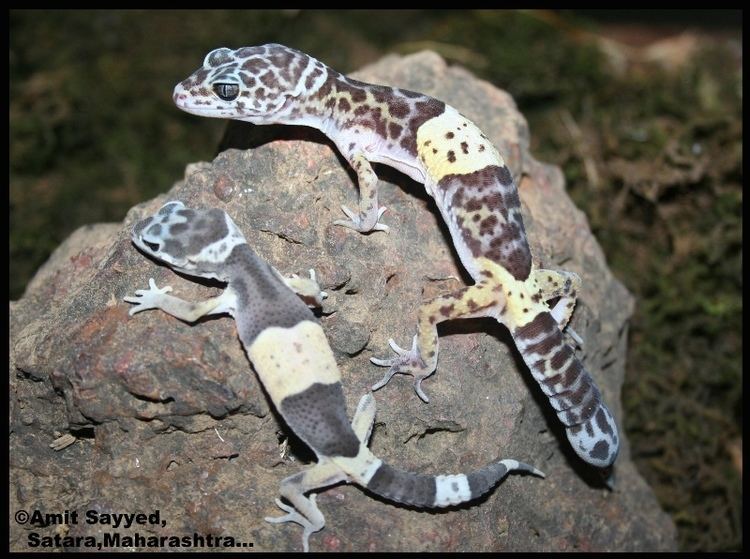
[173, 44, 326, 124]
[131, 201, 246, 282]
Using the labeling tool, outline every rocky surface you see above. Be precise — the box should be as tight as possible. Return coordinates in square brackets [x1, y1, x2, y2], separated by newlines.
[10, 51, 676, 552]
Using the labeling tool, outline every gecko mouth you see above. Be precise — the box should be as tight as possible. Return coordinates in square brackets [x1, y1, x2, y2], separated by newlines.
[173, 99, 253, 119]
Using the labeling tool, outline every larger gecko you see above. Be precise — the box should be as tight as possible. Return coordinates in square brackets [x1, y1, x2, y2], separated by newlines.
[124, 201, 543, 551]
[173, 44, 620, 470]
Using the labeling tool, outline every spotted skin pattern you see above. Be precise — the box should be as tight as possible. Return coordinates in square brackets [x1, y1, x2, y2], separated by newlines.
[124, 201, 543, 551]
[173, 44, 620, 471]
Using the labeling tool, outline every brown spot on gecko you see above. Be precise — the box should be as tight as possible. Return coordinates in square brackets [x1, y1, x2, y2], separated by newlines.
[596, 408, 614, 436]
[389, 122, 403, 139]
[446, 132, 455, 139]
[479, 215, 498, 235]
[461, 141, 469, 154]
[388, 98, 409, 119]
[402, 98, 446, 155]
[259, 71, 278, 89]
[447, 151, 456, 163]
[550, 348, 571, 370]
[497, 165, 513, 185]
[304, 67, 323, 90]
[333, 77, 368, 103]
[338, 98, 351, 112]
[241, 58, 269, 73]
[399, 89, 422, 99]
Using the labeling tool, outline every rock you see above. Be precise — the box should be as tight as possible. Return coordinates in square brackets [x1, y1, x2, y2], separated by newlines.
[9, 51, 676, 551]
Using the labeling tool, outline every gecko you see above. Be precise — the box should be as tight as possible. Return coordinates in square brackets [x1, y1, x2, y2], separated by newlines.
[124, 201, 544, 551]
[172, 44, 620, 471]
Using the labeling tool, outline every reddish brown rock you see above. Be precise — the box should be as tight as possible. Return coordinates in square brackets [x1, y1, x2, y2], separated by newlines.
[10, 51, 675, 551]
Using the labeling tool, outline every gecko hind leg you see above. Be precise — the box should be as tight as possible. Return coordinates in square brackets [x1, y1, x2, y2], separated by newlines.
[531, 269, 583, 347]
[265, 462, 347, 552]
[351, 393, 377, 443]
[265, 394, 376, 551]
[371, 282, 501, 403]
[275, 268, 328, 307]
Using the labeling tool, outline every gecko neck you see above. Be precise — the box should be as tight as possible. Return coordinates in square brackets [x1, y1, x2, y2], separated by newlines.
[278, 69, 376, 135]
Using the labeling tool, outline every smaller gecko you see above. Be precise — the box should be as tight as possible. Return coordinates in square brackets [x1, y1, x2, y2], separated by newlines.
[124, 201, 543, 551]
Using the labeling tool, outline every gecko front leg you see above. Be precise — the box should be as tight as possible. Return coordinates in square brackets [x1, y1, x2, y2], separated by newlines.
[332, 152, 389, 233]
[371, 282, 503, 402]
[124, 278, 237, 321]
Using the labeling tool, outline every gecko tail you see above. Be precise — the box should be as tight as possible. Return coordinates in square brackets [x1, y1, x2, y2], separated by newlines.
[514, 311, 620, 468]
[335, 449, 544, 509]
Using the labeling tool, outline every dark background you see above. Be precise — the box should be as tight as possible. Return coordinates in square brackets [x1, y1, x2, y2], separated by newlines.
[9, 10, 741, 551]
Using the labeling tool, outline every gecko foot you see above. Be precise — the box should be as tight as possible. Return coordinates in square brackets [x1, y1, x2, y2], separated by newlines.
[265, 495, 320, 553]
[333, 205, 389, 233]
[283, 268, 328, 307]
[123, 278, 173, 316]
[370, 335, 435, 402]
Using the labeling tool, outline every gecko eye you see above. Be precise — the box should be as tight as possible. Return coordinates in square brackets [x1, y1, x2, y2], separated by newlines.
[213, 83, 239, 101]
[143, 240, 160, 252]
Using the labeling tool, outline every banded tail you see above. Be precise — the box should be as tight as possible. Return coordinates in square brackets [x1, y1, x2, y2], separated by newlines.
[323, 392, 543, 508]
[334, 447, 544, 509]
[268, 390, 544, 551]
[514, 311, 620, 468]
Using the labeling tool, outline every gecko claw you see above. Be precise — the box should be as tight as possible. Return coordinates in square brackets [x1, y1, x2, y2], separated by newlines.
[333, 204, 389, 233]
[565, 326, 584, 348]
[387, 338, 410, 356]
[413, 376, 431, 403]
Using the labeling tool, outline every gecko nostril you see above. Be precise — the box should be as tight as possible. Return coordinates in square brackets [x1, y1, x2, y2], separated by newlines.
[144, 240, 160, 252]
